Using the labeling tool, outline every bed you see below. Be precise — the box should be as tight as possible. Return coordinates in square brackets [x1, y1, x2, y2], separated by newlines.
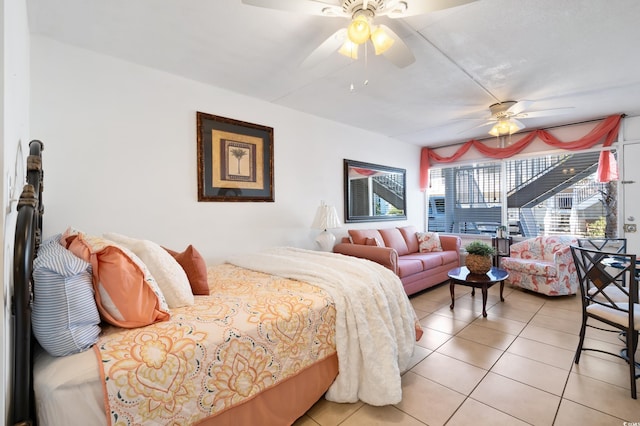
[10, 140, 422, 426]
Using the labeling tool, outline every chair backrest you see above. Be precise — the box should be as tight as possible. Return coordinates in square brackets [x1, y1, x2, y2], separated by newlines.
[570, 245, 639, 313]
[577, 238, 629, 288]
[577, 238, 627, 253]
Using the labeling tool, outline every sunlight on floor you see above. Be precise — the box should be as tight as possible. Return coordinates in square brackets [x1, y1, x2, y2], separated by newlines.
[294, 282, 640, 425]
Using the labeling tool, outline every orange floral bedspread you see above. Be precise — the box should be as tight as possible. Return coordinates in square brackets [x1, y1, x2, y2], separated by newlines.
[94, 263, 337, 426]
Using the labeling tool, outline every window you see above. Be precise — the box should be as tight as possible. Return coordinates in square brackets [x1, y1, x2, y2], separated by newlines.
[427, 150, 617, 238]
[427, 161, 502, 235]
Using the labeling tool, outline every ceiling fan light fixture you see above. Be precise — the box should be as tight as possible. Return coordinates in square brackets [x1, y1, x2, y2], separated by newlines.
[347, 14, 371, 44]
[338, 39, 359, 59]
[489, 118, 521, 137]
[370, 26, 394, 55]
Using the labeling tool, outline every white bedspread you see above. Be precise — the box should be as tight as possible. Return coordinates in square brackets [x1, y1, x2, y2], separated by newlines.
[227, 247, 418, 406]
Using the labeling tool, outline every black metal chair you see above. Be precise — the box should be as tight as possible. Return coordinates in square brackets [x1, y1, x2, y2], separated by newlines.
[577, 238, 627, 253]
[577, 238, 630, 291]
[570, 245, 639, 399]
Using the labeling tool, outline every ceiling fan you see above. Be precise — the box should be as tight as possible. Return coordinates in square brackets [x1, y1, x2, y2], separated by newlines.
[241, 0, 477, 68]
[464, 100, 574, 137]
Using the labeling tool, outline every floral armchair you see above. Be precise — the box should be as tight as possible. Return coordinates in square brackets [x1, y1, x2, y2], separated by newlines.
[500, 235, 578, 296]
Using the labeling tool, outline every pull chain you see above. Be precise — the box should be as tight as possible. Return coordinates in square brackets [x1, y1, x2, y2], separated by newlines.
[363, 41, 369, 86]
[349, 42, 370, 92]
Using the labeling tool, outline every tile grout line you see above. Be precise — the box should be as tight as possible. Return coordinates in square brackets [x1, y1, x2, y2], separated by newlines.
[440, 286, 546, 425]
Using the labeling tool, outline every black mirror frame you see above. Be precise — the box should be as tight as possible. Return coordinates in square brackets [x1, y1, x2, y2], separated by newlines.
[343, 159, 407, 223]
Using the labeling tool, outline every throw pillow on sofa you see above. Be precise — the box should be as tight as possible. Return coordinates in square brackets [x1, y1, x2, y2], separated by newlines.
[417, 232, 443, 252]
[365, 237, 383, 247]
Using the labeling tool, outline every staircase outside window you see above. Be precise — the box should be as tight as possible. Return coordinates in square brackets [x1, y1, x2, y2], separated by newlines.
[427, 150, 617, 238]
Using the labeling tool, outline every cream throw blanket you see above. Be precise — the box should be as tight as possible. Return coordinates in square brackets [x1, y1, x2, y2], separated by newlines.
[227, 247, 418, 406]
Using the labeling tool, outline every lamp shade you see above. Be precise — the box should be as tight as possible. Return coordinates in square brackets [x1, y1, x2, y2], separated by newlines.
[311, 203, 341, 230]
[370, 26, 394, 55]
[347, 15, 370, 45]
[311, 203, 341, 252]
[338, 39, 359, 59]
[489, 118, 523, 137]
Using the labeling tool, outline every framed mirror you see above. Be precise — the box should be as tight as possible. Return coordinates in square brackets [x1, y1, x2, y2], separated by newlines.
[344, 159, 407, 223]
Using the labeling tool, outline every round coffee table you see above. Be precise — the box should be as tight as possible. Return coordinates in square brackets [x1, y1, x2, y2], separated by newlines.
[448, 266, 508, 317]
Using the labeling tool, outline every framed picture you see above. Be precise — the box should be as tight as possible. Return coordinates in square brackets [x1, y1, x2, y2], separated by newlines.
[197, 112, 274, 202]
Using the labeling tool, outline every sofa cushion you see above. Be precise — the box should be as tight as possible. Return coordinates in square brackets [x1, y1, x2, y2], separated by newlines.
[379, 228, 410, 255]
[397, 258, 424, 278]
[348, 229, 384, 246]
[501, 258, 557, 277]
[439, 250, 460, 265]
[398, 226, 419, 253]
[402, 253, 443, 270]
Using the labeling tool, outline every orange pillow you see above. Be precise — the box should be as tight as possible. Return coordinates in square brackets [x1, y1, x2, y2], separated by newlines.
[62, 230, 170, 328]
[164, 245, 210, 295]
[365, 237, 383, 247]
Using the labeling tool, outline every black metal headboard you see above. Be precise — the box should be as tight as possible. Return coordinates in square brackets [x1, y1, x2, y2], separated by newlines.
[11, 140, 44, 426]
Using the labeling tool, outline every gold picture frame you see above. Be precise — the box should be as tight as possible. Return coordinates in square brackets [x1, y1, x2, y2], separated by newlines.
[197, 112, 274, 202]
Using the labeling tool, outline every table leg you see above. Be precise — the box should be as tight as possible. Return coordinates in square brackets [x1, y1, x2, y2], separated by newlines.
[449, 281, 455, 310]
[471, 287, 475, 296]
[481, 284, 488, 317]
[500, 280, 505, 302]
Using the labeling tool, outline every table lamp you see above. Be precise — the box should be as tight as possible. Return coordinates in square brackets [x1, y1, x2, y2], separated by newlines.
[311, 202, 341, 251]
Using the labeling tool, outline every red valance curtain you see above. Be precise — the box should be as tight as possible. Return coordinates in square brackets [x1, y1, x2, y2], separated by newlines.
[419, 114, 623, 190]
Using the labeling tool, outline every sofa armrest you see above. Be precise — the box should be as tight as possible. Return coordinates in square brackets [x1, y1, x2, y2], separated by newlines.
[439, 235, 461, 252]
[508, 239, 530, 258]
[333, 243, 398, 274]
[553, 245, 579, 292]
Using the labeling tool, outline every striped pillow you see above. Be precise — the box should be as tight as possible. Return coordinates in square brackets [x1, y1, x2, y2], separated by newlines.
[32, 235, 101, 357]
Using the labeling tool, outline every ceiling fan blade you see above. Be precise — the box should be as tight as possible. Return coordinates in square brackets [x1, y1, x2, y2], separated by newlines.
[378, 25, 415, 68]
[507, 100, 533, 115]
[300, 28, 348, 68]
[457, 119, 496, 134]
[388, 0, 477, 17]
[511, 118, 526, 131]
[241, 0, 344, 17]
[516, 107, 575, 119]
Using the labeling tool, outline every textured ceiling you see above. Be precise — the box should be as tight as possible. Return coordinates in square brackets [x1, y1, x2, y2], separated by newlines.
[27, 0, 640, 147]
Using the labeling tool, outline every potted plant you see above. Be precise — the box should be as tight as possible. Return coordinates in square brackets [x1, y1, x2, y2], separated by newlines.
[464, 240, 495, 274]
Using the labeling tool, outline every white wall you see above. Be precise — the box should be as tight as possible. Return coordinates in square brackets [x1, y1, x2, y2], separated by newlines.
[29, 37, 423, 264]
[622, 115, 640, 142]
[1, 0, 30, 423]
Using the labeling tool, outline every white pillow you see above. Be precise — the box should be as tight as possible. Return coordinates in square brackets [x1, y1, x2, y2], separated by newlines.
[416, 232, 443, 252]
[104, 232, 194, 308]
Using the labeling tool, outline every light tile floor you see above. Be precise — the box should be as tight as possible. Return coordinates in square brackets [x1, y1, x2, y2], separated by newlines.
[294, 282, 640, 425]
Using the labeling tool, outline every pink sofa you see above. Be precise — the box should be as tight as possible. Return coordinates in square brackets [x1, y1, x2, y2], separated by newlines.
[500, 235, 578, 296]
[333, 225, 461, 296]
